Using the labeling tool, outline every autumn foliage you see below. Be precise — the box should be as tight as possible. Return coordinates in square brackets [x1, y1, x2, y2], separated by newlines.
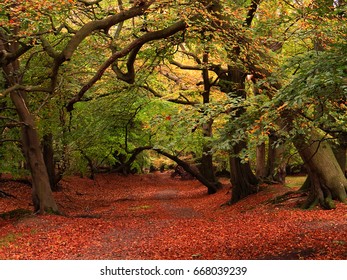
[0, 173, 346, 260]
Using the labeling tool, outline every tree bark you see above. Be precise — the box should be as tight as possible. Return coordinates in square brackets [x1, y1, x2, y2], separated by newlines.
[219, 63, 259, 203]
[10, 91, 59, 213]
[42, 133, 61, 191]
[199, 51, 218, 185]
[229, 142, 259, 204]
[295, 129, 347, 209]
[332, 133, 347, 177]
[256, 142, 266, 178]
[1, 28, 58, 213]
[266, 132, 286, 184]
[153, 148, 219, 194]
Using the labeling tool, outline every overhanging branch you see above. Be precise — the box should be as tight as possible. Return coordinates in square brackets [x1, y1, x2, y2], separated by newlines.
[141, 84, 197, 106]
[0, 84, 52, 98]
[66, 20, 187, 111]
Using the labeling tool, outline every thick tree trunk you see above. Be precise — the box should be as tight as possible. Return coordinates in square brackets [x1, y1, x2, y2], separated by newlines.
[295, 129, 347, 209]
[10, 91, 59, 213]
[332, 133, 347, 177]
[1, 30, 58, 213]
[229, 142, 259, 204]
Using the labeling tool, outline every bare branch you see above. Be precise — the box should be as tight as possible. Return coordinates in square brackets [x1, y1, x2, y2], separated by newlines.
[40, 37, 60, 59]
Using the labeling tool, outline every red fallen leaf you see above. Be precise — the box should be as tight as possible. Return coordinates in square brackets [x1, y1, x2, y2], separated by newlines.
[0, 172, 346, 259]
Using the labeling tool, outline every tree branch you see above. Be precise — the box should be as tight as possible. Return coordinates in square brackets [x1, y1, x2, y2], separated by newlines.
[66, 20, 187, 111]
[141, 85, 197, 106]
[51, 1, 155, 90]
[170, 60, 204, 71]
[0, 84, 51, 98]
[245, 0, 261, 27]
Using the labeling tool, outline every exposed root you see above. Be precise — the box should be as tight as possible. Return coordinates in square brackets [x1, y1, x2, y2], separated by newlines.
[267, 190, 307, 205]
[0, 190, 17, 199]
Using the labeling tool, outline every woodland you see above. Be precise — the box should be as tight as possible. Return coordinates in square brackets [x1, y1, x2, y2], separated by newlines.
[0, 0, 346, 260]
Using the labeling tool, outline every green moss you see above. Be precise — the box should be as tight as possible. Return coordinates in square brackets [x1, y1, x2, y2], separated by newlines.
[323, 197, 336, 210]
[0, 233, 21, 248]
[0, 208, 32, 220]
[129, 205, 152, 211]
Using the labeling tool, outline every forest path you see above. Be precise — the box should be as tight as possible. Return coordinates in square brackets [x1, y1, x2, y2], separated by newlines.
[0, 173, 346, 259]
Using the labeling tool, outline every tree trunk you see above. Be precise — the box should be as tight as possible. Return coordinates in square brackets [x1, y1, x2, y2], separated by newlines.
[332, 133, 347, 177]
[219, 63, 259, 203]
[1, 29, 58, 213]
[295, 129, 347, 209]
[200, 119, 218, 185]
[266, 132, 286, 184]
[153, 148, 219, 194]
[198, 51, 219, 185]
[10, 91, 59, 213]
[42, 133, 61, 191]
[256, 142, 266, 178]
[229, 142, 259, 204]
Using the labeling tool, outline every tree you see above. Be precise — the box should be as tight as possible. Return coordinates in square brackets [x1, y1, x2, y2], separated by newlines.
[262, 0, 347, 208]
[0, 0, 185, 213]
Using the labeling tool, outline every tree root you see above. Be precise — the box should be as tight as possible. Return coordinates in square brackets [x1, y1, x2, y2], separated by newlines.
[0, 190, 17, 199]
[267, 190, 307, 205]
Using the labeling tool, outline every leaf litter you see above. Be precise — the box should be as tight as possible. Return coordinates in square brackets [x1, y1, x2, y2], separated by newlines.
[0, 172, 346, 260]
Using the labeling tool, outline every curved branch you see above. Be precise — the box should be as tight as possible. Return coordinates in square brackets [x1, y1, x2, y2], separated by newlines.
[66, 20, 187, 111]
[141, 85, 197, 106]
[112, 145, 218, 194]
[51, 1, 155, 89]
[0, 45, 32, 67]
[60, 2, 154, 61]
[170, 60, 204, 71]
[153, 148, 218, 194]
[0, 84, 51, 98]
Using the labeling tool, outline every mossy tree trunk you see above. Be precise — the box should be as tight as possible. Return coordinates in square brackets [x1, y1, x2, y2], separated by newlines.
[295, 129, 347, 209]
[266, 132, 286, 184]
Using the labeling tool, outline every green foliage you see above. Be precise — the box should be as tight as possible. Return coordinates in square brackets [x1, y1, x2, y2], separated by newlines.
[1, 0, 345, 180]
[275, 43, 347, 138]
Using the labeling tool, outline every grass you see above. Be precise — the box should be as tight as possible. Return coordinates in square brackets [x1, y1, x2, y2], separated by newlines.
[285, 175, 307, 189]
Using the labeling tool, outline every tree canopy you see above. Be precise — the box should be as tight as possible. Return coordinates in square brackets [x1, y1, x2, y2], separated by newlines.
[1, 0, 346, 212]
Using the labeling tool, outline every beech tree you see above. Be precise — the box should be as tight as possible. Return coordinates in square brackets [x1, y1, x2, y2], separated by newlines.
[1, 0, 345, 212]
[0, 0, 186, 213]
[252, 0, 347, 208]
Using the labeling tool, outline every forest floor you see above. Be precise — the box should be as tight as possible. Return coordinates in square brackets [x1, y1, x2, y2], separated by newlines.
[0, 172, 346, 260]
